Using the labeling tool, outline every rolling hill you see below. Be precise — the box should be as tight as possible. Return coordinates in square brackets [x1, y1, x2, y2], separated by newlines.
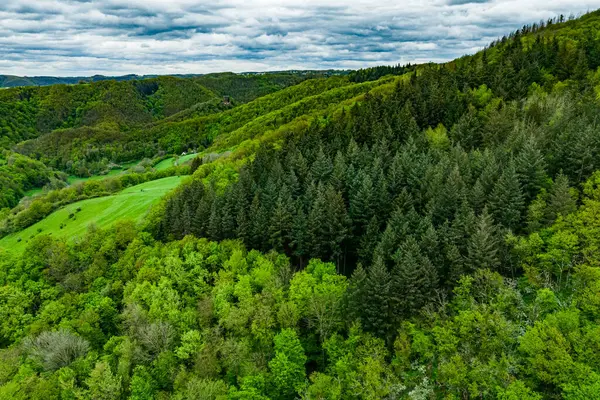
[2, 10, 600, 399]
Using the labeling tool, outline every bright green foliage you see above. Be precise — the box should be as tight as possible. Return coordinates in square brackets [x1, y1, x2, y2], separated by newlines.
[268, 329, 307, 399]
[3, 10, 600, 400]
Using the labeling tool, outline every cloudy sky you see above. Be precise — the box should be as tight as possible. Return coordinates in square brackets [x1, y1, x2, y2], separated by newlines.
[1, 0, 599, 76]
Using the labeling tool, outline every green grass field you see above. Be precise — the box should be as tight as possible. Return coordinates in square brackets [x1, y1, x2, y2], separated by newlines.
[154, 153, 197, 170]
[0, 176, 183, 254]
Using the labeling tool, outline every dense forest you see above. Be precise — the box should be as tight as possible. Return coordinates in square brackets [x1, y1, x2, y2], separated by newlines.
[2, 9, 600, 399]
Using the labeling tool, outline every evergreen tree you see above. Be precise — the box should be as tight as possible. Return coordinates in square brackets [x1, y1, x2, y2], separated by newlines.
[545, 173, 577, 225]
[489, 163, 525, 230]
[349, 170, 375, 233]
[181, 201, 192, 237]
[466, 207, 500, 272]
[358, 216, 380, 264]
[291, 200, 308, 267]
[207, 198, 222, 241]
[390, 237, 436, 320]
[515, 138, 548, 202]
[345, 264, 367, 325]
[323, 185, 350, 266]
[310, 147, 333, 183]
[269, 187, 294, 253]
[362, 256, 391, 338]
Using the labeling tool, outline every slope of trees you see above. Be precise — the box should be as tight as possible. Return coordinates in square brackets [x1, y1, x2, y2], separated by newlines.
[2, 9, 600, 399]
[1, 173, 600, 397]
[0, 150, 64, 210]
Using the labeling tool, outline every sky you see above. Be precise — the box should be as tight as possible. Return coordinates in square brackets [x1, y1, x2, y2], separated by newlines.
[1, 0, 600, 77]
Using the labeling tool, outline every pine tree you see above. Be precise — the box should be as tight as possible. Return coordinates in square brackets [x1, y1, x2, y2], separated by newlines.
[370, 157, 390, 218]
[220, 194, 236, 239]
[181, 201, 192, 237]
[310, 147, 333, 183]
[489, 162, 525, 231]
[323, 185, 350, 265]
[440, 165, 467, 222]
[236, 205, 251, 245]
[545, 173, 577, 225]
[269, 187, 294, 253]
[466, 207, 500, 273]
[307, 184, 329, 260]
[448, 200, 476, 254]
[291, 200, 308, 267]
[390, 237, 436, 320]
[419, 218, 441, 267]
[207, 198, 222, 242]
[388, 152, 404, 199]
[247, 193, 262, 249]
[170, 198, 183, 239]
[445, 243, 465, 286]
[345, 264, 367, 325]
[349, 170, 374, 233]
[193, 189, 214, 237]
[515, 138, 548, 202]
[392, 101, 419, 142]
[358, 216, 380, 264]
[362, 256, 391, 338]
[331, 151, 347, 194]
[469, 178, 486, 214]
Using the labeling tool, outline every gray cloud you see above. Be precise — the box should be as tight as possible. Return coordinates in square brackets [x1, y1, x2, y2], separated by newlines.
[0, 0, 598, 76]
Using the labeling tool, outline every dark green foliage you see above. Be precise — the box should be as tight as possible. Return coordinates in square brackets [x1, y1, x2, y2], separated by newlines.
[489, 163, 525, 230]
[390, 237, 437, 320]
[4, 10, 600, 399]
[361, 256, 391, 338]
[466, 207, 501, 273]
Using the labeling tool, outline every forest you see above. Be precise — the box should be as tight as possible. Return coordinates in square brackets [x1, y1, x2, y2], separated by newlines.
[2, 9, 600, 399]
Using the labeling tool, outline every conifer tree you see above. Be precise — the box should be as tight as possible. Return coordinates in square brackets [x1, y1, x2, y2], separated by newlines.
[269, 187, 294, 253]
[310, 147, 333, 183]
[515, 138, 548, 202]
[466, 207, 500, 272]
[169, 198, 183, 239]
[345, 263, 367, 324]
[370, 157, 389, 218]
[349, 171, 375, 233]
[193, 189, 214, 237]
[362, 256, 391, 338]
[220, 195, 236, 239]
[323, 185, 350, 265]
[489, 163, 525, 230]
[390, 237, 436, 320]
[470, 179, 486, 214]
[545, 173, 577, 225]
[358, 216, 380, 264]
[181, 201, 192, 237]
[307, 184, 329, 259]
[330, 151, 347, 194]
[291, 200, 308, 267]
[207, 199, 222, 242]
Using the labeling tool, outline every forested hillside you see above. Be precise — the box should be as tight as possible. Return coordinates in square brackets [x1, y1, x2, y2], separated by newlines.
[2, 10, 600, 400]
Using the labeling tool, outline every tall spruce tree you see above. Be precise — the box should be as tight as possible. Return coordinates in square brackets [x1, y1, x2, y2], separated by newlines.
[489, 162, 525, 230]
[390, 237, 437, 320]
[345, 263, 367, 324]
[515, 138, 548, 202]
[466, 207, 500, 273]
[545, 173, 577, 225]
[362, 256, 391, 338]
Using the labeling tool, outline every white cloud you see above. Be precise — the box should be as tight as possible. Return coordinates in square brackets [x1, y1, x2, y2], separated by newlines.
[0, 0, 598, 76]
